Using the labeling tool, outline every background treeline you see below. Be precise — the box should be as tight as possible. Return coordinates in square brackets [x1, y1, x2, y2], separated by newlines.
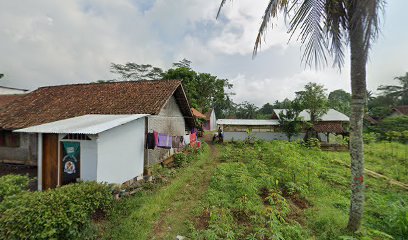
[104, 60, 408, 122]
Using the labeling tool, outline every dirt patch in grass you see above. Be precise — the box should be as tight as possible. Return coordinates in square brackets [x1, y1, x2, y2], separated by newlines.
[282, 190, 310, 210]
[194, 209, 210, 230]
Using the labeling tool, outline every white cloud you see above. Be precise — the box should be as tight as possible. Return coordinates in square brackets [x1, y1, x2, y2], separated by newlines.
[0, 0, 406, 106]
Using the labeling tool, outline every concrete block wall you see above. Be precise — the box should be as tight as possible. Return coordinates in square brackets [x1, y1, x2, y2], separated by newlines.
[0, 133, 38, 165]
[223, 131, 328, 142]
[147, 96, 186, 166]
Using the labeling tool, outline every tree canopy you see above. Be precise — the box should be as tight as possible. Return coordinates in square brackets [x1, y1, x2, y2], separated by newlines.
[378, 72, 408, 105]
[295, 82, 329, 123]
[109, 59, 233, 118]
[328, 89, 351, 116]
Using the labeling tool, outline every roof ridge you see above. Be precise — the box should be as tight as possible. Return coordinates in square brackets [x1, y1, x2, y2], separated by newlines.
[37, 79, 182, 90]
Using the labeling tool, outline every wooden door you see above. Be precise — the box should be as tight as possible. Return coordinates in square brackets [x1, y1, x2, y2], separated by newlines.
[42, 134, 59, 189]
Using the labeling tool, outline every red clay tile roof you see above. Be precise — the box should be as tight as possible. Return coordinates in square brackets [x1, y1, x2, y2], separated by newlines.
[0, 94, 25, 109]
[393, 105, 408, 115]
[0, 80, 193, 129]
[191, 108, 206, 119]
[313, 122, 346, 133]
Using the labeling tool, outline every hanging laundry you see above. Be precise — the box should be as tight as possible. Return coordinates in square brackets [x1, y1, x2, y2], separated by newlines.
[172, 136, 179, 148]
[157, 133, 172, 149]
[190, 132, 197, 143]
[190, 132, 197, 147]
[153, 131, 159, 146]
[184, 134, 190, 145]
[179, 136, 184, 148]
[146, 133, 155, 149]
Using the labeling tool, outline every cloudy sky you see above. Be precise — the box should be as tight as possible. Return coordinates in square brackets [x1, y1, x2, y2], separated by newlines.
[1, 0, 407, 106]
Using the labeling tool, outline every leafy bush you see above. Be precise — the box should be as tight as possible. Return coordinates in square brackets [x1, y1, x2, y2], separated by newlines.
[363, 132, 379, 144]
[305, 137, 321, 149]
[174, 152, 188, 168]
[0, 182, 113, 240]
[373, 116, 408, 138]
[383, 199, 408, 238]
[0, 175, 30, 201]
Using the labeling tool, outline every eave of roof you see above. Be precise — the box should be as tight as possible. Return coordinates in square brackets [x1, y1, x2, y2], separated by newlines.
[217, 119, 280, 126]
[272, 109, 349, 122]
[14, 114, 149, 134]
[0, 79, 194, 129]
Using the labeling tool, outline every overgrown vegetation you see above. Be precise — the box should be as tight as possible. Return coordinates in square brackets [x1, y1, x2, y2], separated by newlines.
[99, 144, 210, 240]
[188, 141, 408, 239]
[0, 175, 30, 201]
[0, 182, 113, 239]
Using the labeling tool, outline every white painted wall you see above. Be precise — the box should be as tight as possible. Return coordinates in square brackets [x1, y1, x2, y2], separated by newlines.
[210, 110, 217, 131]
[97, 117, 145, 184]
[223, 131, 327, 142]
[59, 134, 98, 182]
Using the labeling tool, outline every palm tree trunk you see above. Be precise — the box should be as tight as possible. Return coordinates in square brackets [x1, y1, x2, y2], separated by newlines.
[347, 13, 367, 232]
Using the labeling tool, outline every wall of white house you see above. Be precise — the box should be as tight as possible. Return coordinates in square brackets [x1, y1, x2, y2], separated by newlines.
[58, 134, 98, 183]
[210, 110, 217, 131]
[223, 131, 328, 142]
[147, 96, 186, 166]
[97, 117, 145, 184]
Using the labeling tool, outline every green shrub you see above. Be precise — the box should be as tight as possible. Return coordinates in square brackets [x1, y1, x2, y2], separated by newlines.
[374, 116, 408, 138]
[382, 199, 408, 238]
[363, 132, 379, 144]
[0, 175, 30, 201]
[305, 137, 321, 149]
[174, 152, 188, 168]
[0, 181, 113, 240]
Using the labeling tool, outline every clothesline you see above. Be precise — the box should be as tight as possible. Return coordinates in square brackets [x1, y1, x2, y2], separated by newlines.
[146, 130, 198, 150]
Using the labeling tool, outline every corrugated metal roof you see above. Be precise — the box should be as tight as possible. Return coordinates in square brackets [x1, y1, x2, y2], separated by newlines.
[14, 114, 149, 134]
[217, 119, 280, 126]
[273, 109, 349, 121]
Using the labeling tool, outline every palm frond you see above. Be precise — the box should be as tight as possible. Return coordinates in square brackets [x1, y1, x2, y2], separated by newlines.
[325, 0, 348, 69]
[253, 0, 290, 57]
[216, 0, 229, 19]
[350, 0, 385, 59]
[288, 0, 328, 68]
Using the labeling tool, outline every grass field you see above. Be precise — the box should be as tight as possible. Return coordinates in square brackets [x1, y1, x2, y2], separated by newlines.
[99, 141, 408, 240]
[97, 144, 219, 240]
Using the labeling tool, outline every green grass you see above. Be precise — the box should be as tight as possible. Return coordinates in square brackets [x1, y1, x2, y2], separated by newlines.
[98, 141, 408, 240]
[329, 142, 408, 184]
[98, 145, 218, 240]
[188, 141, 408, 240]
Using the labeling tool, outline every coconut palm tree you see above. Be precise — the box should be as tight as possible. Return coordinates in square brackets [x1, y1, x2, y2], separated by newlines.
[378, 72, 408, 105]
[217, 0, 384, 232]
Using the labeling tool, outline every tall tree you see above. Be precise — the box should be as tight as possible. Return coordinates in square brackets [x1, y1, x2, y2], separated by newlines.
[296, 82, 329, 123]
[235, 101, 259, 119]
[110, 62, 163, 81]
[278, 99, 303, 141]
[378, 72, 408, 105]
[218, 0, 384, 231]
[329, 89, 352, 116]
[162, 60, 233, 117]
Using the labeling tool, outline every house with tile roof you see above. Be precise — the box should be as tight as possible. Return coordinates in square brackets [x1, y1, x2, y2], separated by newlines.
[390, 105, 408, 117]
[0, 80, 194, 189]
